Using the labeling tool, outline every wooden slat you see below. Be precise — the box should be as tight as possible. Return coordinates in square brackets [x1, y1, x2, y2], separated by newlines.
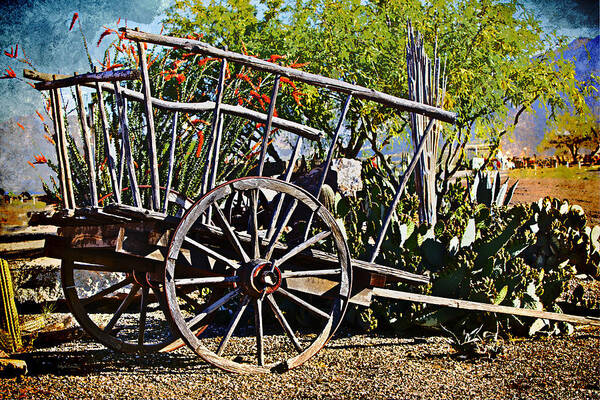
[257, 75, 280, 176]
[113, 82, 142, 207]
[24, 69, 324, 142]
[121, 28, 456, 124]
[372, 288, 600, 326]
[163, 112, 178, 213]
[94, 74, 121, 203]
[49, 88, 68, 208]
[35, 69, 140, 90]
[137, 35, 161, 210]
[75, 84, 98, 206]
[53, 87, 76, 208]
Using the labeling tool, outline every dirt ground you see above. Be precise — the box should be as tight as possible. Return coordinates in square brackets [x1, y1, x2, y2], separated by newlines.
[506, 174, 600, 225]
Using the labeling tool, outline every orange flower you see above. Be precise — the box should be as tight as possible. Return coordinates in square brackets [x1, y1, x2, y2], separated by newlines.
[268, 54, 285, 63]
[27, 161, 35, 169]
[100, 156, 108, 171]
[181, 53, 195, 58]
[195, 131, 204, 158]
[198, 57, 218, 67]
[44, 134, 55, 145]
[237, 97, 244, 105]
[16, 122, 24, 130]
[256, 123, 265, 130]
[117, 17, 121, 25]
[289, 62, 309, 69]
[291, 90, 306, 107]
[69, 13, 79, 31]
[261, 94, 270, 104]
[35, 110, 44, 122]
[280, 77, 297, 90]
[173, 59, 185, 69]
[133, 161, 139, 169]
[34, 153, 48, 164]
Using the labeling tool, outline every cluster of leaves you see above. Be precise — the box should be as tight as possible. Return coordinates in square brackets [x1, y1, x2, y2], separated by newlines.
[337, 164, 598, 339]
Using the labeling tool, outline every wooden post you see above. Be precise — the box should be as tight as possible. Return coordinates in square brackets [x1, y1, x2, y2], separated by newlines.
[113, 81, 142, 208]
[94, 71, 121, 203]
[75, 82, 99, 207]
[53, 85, 76, 208]
[163, 112, 178, 213]
[136, 32, 161, 211]
[257, 75, 280, 176]
[49, 89, 68, 209]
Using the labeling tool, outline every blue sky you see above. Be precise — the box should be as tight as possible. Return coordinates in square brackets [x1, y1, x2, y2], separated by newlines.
[0, 0, 597, 193]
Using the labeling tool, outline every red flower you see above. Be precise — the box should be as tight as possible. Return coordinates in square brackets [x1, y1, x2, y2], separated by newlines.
[4, 44, 18, 58]
[1, 66, 16, 79]
[16, 122, 24, 130]
[69, 13, 79, 31]
[195, 131, 204, 158]
[100, 156, 107, 171]
[35, 110, 44, 122]
[27, 161, 35, 169]
[105, 63, 123, 71]
[34, 153, 48, 164]
[97, 29, 113, 47]
[291, 90, 305, 107]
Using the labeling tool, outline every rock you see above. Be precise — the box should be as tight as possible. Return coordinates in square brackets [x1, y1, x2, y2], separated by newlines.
[0, 358, 27, 377]
[330, 158, 363, 196]
[9, 257, 62, 304]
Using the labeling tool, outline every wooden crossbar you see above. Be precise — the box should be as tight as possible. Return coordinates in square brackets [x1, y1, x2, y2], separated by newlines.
[35, 69, 140, 90]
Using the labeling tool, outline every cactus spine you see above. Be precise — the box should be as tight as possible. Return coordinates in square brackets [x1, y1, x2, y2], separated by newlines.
[0, 258, 22, 352]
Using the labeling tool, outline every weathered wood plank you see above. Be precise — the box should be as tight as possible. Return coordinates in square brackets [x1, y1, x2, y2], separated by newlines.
[49, 88, 68, 208]
[52, 87, 76, 208]
[372, 288, 600, 326]
[120, 28, 456, 123]
[34, 69, 140, 90]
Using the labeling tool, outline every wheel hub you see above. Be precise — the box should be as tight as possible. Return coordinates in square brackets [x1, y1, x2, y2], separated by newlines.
[237, 259, 282, 297]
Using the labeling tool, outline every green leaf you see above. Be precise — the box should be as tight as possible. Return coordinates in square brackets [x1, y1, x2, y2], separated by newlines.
[494, 285, 508, 305]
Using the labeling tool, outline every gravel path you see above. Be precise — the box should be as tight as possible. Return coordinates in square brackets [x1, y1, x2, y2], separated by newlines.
[1, 324, 598, 399]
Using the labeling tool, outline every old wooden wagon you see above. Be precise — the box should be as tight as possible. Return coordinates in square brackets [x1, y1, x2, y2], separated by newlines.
[25, 27, 599, 374]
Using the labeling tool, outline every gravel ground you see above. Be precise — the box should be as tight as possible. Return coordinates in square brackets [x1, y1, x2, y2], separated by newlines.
[0, 320, 598, 400]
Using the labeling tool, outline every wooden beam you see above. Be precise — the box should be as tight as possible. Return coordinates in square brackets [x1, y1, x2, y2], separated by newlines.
[372, 288, 600, 326]
[24, 69, 324, 142]
[121, 28, 457, 124]
[35, 69, 140, 90]
[49, 88, 68, 208]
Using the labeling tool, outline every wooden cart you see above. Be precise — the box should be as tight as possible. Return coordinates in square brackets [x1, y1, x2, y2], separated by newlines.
[26, 28, 599, 374]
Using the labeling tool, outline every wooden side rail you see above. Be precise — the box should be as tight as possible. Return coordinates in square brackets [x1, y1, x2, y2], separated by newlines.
[34, 69, 140, 90]
[121, 28, 457, 124]
[24, 69, 323, 141]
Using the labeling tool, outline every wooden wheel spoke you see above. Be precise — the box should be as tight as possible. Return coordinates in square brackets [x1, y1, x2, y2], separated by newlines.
[186, 288, 241, 328]
[255, 298, 264, 366]
[104, 283, 141, 333]
[265, 199, 298, 260]
[216, 296, 250, 356]
[184, 236, 240, 270]
[266, 294, 303, 353]
[81, 276, 133, 306]
[174, 276, 238, 286]
[138, 286, 149, 346]
[273, 230, 332, 268]
[72, 261, 135, 274]
[281, 268, 341, 278]
[276, 288, 329, 320]
[251, 190, 260, 259]
[212, 204, 250, 263]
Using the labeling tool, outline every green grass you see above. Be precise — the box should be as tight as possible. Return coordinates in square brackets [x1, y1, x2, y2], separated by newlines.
[507, 165, 600, 180]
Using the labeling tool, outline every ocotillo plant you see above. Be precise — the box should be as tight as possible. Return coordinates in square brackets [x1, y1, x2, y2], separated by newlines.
[0, 258, 22, 352]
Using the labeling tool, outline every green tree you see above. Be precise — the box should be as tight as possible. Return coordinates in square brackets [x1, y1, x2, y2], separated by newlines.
[163, 0, 580, 181]
[539, 107, 600, 162]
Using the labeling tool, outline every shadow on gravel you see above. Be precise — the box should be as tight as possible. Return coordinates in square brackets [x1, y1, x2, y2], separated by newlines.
[12, 349, 210, 377]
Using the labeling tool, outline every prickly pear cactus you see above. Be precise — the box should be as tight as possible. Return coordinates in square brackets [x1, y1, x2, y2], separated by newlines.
[0, 258, 22, 352]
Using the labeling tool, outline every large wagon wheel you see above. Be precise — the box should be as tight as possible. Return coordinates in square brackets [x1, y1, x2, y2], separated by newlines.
[164, 177, 352, 373]
[61, 186, 192, 353]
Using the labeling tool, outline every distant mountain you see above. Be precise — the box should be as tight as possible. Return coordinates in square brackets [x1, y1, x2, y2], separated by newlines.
[501, 35, 599, 158]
